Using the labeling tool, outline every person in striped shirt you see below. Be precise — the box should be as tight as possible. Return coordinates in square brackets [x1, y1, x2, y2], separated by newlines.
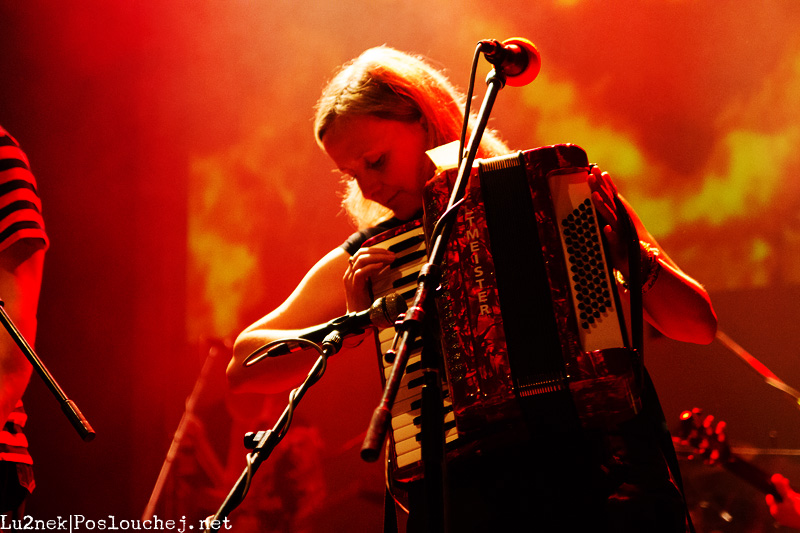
[0, 126, 48, 518]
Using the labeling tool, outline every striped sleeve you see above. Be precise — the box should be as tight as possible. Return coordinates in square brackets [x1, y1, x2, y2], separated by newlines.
[0, 400, 31, 465]
[0, 126, 49, 254]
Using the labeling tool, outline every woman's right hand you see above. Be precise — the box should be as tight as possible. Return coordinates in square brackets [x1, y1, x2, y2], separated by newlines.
[344, 246, 396, 312]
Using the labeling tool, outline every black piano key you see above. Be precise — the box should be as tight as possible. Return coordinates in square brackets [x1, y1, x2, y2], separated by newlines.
[390, 249, 427, 270]
[393, 271, 420, 289]
[388, 233, 425, 253]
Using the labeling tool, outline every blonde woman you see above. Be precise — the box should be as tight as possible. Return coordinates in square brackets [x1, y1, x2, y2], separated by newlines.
[228, 46, 717, 532]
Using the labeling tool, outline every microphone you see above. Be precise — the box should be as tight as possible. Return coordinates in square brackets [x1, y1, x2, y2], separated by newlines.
[478, 37, 541, 87]
[250, 293, 408, 360]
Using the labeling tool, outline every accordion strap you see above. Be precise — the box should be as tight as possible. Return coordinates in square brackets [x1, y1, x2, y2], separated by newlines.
[615, 195, 645, 387]
[614, 196, 694, 533]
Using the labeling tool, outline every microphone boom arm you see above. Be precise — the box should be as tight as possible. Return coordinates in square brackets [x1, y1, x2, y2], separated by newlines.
[0, 299, 95, 441]
[360, 65, 507, 458]
[360, 67, 509, 533]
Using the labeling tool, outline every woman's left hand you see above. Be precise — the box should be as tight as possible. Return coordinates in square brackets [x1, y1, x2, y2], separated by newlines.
[343, 246, 396, 313]
[588, 166, 629, 274]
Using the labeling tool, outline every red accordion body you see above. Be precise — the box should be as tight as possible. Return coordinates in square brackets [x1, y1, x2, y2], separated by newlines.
[369, 144, 642, 482]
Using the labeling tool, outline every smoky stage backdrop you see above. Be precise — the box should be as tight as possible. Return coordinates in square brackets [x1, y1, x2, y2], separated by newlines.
[2, 1, 800, 531]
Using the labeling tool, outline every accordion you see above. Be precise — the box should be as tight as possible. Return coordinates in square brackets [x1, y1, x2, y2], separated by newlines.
[367, 144, 642, 483]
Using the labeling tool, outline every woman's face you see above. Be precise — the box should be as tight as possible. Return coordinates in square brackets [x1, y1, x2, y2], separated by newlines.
[321, 115, 434, 221]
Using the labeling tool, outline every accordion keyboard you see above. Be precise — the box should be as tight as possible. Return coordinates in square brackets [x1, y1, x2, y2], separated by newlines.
[367, 222, 460, 475]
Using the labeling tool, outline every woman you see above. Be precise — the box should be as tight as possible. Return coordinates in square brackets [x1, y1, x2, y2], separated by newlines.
[228, 46, 717, 531]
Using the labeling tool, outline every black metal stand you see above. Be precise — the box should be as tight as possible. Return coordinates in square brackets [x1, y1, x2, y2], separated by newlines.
[0, 299, 94, 441]
[715, 329, 800, 407]
[203, 331, 344, 533]
[360, 68, 510, 533]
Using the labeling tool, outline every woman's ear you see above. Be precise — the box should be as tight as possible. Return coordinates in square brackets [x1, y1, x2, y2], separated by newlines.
[419, 115, 428, 132]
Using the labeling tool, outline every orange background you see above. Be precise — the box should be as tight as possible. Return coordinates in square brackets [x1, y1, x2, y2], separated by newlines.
[2, 1, 800, 531]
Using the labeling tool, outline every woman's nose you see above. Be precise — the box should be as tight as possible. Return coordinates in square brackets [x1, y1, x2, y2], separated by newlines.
[357, 173, 382, 200]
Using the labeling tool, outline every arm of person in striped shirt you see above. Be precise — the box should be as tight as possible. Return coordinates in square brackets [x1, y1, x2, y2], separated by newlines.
[0, 127, 48, 424]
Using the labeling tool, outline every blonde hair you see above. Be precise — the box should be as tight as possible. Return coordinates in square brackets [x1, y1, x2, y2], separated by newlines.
[314, 46, 510, 229]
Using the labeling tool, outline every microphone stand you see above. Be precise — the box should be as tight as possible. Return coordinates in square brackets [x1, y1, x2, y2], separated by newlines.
[142, 339, 226, 521]
[0, 299, 94, 441]
[203, 331, 344, 533]
[715, 329, 800, 407]
[361, 67, 510, 533]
